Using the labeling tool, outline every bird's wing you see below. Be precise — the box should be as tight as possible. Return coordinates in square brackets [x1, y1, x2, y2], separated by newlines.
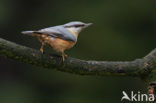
[35, 26, 76, 42]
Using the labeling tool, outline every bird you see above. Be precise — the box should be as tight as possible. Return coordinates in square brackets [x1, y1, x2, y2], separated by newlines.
[21, 21, 92, 61]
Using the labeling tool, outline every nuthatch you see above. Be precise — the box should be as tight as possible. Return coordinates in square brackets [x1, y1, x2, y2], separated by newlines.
[22, 21, 92, 61]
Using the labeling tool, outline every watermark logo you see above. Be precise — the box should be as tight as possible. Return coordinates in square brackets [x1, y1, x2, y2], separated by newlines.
[121, 91, 155, 102]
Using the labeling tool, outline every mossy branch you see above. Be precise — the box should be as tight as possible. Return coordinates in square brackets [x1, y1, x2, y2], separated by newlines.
[0, 37, 156, 78]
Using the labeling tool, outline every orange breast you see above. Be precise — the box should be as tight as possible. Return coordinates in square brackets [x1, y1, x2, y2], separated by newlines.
[33, 34, 75, 52]
[33, 34, 75, 53]
[50, 38, 75, 52]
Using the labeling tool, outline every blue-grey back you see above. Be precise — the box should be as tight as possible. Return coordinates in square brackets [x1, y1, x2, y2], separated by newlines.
[38, 25, 77, 42]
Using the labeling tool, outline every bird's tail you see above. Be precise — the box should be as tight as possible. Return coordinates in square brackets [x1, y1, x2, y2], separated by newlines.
[21, 31, 35, 35]
[21, 31, 43, 36]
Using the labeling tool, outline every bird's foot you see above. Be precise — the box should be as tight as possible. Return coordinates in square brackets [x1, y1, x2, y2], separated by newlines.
[40, 47, 44, 54]
[62, 53, 67, 62]
[40, 43, 45, 54]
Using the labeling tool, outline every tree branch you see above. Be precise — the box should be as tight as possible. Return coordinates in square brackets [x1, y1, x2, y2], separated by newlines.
[0, 37, 156, 78]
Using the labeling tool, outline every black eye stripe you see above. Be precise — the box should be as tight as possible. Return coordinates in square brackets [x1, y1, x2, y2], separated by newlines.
[65, 24, 85, 28]
[74, 24, 85, 27]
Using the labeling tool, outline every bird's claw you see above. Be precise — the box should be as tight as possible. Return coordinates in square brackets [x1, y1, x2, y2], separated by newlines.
[40, 48, 44, 54]
[62, 53, 67, 62]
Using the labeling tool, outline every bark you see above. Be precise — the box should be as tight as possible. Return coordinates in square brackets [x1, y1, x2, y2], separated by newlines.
[0, 38, 156, 79]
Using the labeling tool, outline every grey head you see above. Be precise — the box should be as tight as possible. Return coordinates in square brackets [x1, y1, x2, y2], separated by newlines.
[63, 21, 92, 34]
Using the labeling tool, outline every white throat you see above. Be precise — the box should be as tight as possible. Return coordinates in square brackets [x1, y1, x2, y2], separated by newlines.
[67, 28, 80, 38]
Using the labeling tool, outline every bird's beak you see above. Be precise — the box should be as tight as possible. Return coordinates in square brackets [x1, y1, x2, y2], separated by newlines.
[84, 23, 93, 28]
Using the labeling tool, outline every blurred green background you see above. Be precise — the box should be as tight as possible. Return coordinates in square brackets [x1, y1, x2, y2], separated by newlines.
[0, 0, 156, 103]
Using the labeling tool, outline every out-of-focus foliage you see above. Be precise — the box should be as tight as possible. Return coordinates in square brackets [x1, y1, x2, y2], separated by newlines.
[0, 0, 156, 103]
